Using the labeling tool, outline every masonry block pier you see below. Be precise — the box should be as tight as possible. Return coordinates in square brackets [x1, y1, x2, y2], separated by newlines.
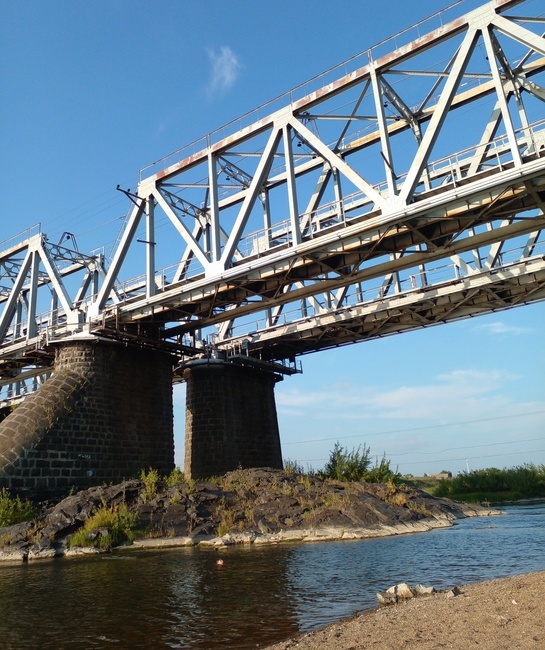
[0, 339, 174, 494]
[183, 360, 284, 479]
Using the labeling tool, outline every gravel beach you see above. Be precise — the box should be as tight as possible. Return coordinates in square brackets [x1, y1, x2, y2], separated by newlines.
[265, 570, 545, 650]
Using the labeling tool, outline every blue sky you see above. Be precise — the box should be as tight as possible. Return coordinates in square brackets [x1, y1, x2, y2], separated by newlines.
[1, 0, 544, 476]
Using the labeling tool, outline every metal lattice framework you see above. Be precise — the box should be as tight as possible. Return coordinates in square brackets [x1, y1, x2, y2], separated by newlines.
[1, 0, 545, 399]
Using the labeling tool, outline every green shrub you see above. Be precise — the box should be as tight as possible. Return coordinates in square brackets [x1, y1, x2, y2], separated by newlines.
[314, 443, 402, 484]
[319, 442, 372, 482]
[0, 488, 34, 528]
[68, 502, 139, 550]
[364, 454, 403, 485]
[283, 459, 306, 475]
[433, 464, 545, 502]
[216, 499, 237, 536]
[140, 467, 160, 503]
[165, 467, 185, 486]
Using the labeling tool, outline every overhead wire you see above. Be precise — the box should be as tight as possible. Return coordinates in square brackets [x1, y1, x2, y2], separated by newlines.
[297, 448, 545, 467]
[282, 409, 545, 445]
[285, 410, 545, 469]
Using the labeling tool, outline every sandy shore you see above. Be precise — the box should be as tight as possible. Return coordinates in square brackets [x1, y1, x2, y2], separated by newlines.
[265, 571, 545, 649]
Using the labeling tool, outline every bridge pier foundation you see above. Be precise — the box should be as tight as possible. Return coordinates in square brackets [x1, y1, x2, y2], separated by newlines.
[183, 360, 283, 479]
[0, 339, 175, 495]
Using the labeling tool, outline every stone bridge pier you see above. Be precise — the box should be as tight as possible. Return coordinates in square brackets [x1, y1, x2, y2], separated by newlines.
[0, 338, 175, 495]
[0, 339, 286, 494]
[183, 360, 284, 479]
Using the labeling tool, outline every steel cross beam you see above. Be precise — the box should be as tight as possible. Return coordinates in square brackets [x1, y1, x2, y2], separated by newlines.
[1, 0, 545, 389]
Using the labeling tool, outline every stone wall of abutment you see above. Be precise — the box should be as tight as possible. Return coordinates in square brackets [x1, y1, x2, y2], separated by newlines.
[0, 340, 175, 496]
[183, 360, 283, 479]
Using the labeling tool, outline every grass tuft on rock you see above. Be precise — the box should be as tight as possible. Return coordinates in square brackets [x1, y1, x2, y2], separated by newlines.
[68, 502, 141, 551]
[0, 488, 35, 528]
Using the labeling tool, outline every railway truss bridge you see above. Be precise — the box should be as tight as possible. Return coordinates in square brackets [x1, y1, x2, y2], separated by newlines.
[0, 0, 544, 484]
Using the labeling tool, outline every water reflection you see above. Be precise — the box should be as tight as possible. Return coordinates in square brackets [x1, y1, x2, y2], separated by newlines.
[161, 546, 301, 648]
[0, 504, 544, 649]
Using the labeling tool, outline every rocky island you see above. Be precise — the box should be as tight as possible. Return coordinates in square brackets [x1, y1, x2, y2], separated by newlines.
[0, 467, 499, 562]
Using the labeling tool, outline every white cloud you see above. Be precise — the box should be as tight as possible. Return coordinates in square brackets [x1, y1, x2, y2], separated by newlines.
[278, 367, 545, 474]
[476, 321, 531, 336]
[206, 46, 241, 96]
[277, 368, 525, 422]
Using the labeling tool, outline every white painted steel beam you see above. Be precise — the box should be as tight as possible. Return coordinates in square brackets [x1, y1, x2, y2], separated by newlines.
[400, 28, 480, 204]
[90, 200, 146, 316]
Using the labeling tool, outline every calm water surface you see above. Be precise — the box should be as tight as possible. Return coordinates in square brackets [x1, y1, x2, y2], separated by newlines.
[1, 502, 544, 649]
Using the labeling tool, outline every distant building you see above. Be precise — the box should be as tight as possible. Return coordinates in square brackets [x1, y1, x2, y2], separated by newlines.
[432, 471, 452, 480]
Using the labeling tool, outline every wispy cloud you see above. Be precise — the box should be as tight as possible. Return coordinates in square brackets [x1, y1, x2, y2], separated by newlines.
[277, 367, 545, 473]
[206, 46, 241, 97]
[476, 321, 531, 336]
[276, 368, 528, 422]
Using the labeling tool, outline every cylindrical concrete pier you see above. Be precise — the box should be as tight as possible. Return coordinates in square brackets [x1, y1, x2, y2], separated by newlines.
[183, 360, 283, 479]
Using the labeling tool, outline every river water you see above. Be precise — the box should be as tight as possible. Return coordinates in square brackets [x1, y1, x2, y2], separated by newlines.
[1, 502, 544, 649]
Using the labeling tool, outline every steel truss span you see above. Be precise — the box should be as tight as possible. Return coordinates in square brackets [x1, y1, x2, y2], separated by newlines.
[1, 0, 545, 397]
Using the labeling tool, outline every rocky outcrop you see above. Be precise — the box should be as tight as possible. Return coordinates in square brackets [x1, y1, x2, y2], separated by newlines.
[377, 582, 437, 604]
[0, 468, 501, 562]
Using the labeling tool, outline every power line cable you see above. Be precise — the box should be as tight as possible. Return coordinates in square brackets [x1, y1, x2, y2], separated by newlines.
[282, 409, 545, 445]
[298, 447, 545, 467]
[392, 436, 545, 457]
[395, 448, 545, 467]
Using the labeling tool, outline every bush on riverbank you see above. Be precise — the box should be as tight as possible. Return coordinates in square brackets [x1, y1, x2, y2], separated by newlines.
[433, 464, 545, 503]
[285, 442, 403, 485]
[0, 488, 34, 527]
